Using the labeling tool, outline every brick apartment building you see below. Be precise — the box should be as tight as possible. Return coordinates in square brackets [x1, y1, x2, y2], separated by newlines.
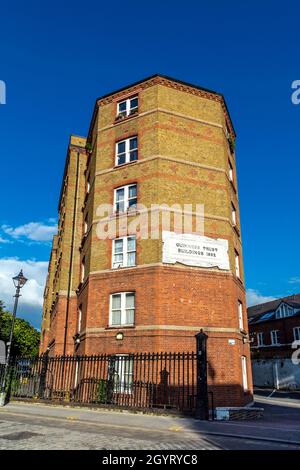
[40, 74, 252, 407]
[248, 294, 300, 359]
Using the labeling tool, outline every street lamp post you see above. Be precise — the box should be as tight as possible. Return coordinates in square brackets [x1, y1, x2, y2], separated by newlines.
[0, 270, 27, 406]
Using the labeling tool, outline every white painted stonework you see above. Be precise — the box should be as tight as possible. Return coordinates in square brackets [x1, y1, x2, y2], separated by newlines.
[162, 231, 230, 270]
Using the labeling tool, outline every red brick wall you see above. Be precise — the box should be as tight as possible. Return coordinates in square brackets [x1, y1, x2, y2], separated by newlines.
[47, 296, 78, 355]
[73, 265, 252, 407]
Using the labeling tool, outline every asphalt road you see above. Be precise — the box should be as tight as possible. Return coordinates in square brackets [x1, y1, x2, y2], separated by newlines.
[0, 395, 300, 450]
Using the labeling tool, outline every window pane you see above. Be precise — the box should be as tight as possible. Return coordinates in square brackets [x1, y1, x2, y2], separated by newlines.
[116, 201, 124, 212]
[118, 101, 126, 113]
[129, 150, 138, 161]
[116, 188, 124, 201]
[112, 294, 121, 309]
[127, 252, 136, 266]
[124, 358, 134, 374]
[130, 97, 138, 109]
[117, 154, 126, 165]
[129, 137, 138, 150]
[112, 310, 121, 325]
[117, 188, 124, 201]
[128, 198, 137, 209]
[126, 293, 135, 308]
[117, 141, 126, 153]
[127, 237, 136, 251]
[129, 185, 137, 198]
[114, 239, 123, 253]
[113, 254, 123, 267]
[126, 309, 134, 324]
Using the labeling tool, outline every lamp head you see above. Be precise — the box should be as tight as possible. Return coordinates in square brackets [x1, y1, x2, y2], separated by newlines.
[13, 270, 28, 289]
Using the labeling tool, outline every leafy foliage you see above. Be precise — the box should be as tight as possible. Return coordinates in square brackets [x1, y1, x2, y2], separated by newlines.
[0, 301, 40, 356]
[228, 135, 235, 154]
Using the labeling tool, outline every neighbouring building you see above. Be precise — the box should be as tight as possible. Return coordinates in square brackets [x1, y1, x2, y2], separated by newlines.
[248, 294, 300, 359]
[40, 74, 252, 407]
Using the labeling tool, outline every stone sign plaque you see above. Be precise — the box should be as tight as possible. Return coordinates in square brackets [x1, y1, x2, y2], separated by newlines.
[162, 231, 230, 270]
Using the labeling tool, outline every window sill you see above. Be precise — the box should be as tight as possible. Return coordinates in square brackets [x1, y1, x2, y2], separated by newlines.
[76, 279, 88, 294]
[80, 233, 88, 250]
[106, 325, 135, 330]
[112, 209, 139, 218]
[114, 160, 138, 170]
[111, 264, 137, 270]
[76, 282, 83, 293]
[114, 112, 139, 124]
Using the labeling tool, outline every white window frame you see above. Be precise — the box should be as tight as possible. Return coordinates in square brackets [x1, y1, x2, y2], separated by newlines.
[270, 330, 280, 345]
[86, 174, 91, 195]
[115, 136, 138, 166]
[114, 184, 137, 213]
[276, 303, 293, 319]
[293, 327, 300, 341]
[81, 257, 85, 283]
[241, 356, 248, 391]
[117, 96, 138, 117]
[229, 160, 234, 182]
[84, 214, 88, 235]
[110, 354, 134, 394]
[257, 332, 264, 346]
[74, 360, 79, 388]
[78, 306, 82, 333]
[112, 236, 136, 268]
[109, 292, 135, 327]
[238, 301, 244, 330]
[231, 203, 237, 226]
[235, 251, 240, 278]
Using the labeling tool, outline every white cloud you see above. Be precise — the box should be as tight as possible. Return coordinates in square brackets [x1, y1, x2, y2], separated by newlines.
[0, 258, 48, 326]
[2, 221, 57, 242]
[246, 288, 276, 307]
[0, 236, 11, 244]
[288, 277, 300, 285]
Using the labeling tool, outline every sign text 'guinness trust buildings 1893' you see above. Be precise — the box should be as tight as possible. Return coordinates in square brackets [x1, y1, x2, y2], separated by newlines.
[40, 74, 253, 407]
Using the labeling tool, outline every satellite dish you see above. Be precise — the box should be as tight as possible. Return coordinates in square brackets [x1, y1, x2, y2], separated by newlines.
[0, 340, 6, 364]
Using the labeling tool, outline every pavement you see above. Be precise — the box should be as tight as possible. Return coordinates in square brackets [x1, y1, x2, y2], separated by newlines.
[0, 393, 300, 450]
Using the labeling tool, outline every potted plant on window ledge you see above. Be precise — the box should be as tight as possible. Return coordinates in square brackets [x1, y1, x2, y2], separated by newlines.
[228, 135, 235, 154]
[86, 142, 92, 154]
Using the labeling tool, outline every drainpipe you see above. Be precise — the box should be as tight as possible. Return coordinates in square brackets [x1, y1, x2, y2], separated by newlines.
[63, 151, 80, 355]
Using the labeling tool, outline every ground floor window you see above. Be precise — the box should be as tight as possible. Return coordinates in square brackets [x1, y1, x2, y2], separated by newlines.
[241, 356, 248, 391]
[108, 354, 134, 394]
[109, 292, 135, 326]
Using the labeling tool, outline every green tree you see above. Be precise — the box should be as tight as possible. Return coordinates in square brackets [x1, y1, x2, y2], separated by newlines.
[0, 301, 40, 356]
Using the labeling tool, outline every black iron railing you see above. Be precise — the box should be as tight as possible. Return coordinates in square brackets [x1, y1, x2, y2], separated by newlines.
[6, 352, 199, 412]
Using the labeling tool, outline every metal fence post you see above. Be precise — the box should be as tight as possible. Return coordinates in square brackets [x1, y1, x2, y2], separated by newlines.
[195, 330, 209, 420]
[38, 352, 49, 399]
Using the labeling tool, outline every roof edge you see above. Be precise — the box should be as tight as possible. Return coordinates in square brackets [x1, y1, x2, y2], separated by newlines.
[87, 74, 236, 142]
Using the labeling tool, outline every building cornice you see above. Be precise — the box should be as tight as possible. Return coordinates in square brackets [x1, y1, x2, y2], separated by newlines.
[80, 325, 244, 338]
[97, 75, 235, 135]
[87, 74, 236, 144]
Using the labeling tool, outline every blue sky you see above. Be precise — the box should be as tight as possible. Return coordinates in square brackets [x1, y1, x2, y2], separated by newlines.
[0, 0, 300, 329]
